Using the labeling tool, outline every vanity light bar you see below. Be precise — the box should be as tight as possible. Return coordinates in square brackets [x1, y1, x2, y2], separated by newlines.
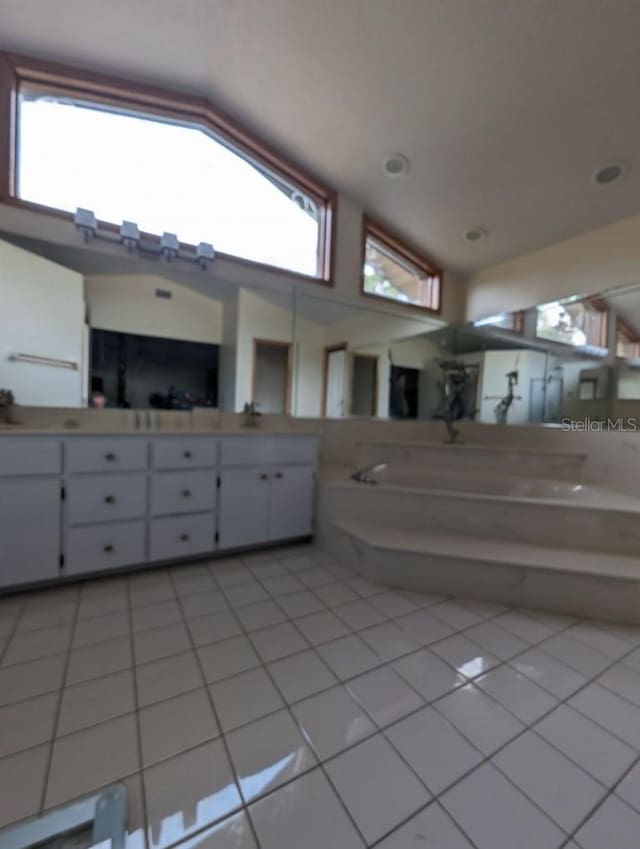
[9, 352, 79, 370]
[73, 209, 215, 270]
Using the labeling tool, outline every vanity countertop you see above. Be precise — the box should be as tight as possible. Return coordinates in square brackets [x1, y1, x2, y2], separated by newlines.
[0, 427, 320, 437]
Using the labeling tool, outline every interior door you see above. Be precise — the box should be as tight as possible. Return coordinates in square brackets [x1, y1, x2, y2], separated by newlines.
[218, 467, 270, 550]
[544, 376, 563, 421]
[269, 465, 315, 541]
[325, 348, 346, 417]
[529, 378, 545, 423]
[351, 355, 378, 416]
[253, 340, 291, 414]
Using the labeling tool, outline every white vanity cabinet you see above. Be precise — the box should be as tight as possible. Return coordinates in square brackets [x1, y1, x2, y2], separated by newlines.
[148, 437, 218, 562]
[0, 431, 317, 590]
[63, 437, 149, 576]
[218, 436, 316, 550]
[0, 439, 62, 587]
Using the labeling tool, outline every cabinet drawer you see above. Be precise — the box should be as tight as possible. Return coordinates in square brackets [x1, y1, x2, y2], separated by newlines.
[66, 474, 147, 525]
[152, 438, 217, 470]
[66, 438, 147, 473]
[273, 437, 317, 465]
[65, 521, 146, 575]
[220, 436, 274, 467]
[151, 470, 216, 516]
[149, 514, 215, 561]
[0, 439, 61, 476]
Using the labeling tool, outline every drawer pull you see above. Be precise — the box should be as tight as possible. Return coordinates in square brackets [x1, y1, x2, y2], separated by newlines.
[103, 544, 115, 553]
[183, 451, 193, 459]
[104, 495, 116, 504]
[181, 489, 192, 498]
[275, 472, 283, 479]
[105, 453, 116, 462]
[180, 533, 190, 542]
[259, 472, 269, 481]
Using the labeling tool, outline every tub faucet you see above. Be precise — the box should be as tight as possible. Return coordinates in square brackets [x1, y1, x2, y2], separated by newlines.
[351, 463, 387, 484]
[443, 417, 460, 444]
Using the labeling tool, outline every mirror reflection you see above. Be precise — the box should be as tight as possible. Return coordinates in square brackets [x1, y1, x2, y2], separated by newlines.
[4, 228, 640, 430]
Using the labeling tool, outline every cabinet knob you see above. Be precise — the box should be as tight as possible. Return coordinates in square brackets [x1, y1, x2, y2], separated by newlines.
[104, 495, 116, 504]
[259, 472, 269, 481]
[183, 451, 193, 459]
[180, 533, 190, 542]
[275, 472, 283, 479]
[105, 453, 116, 462]
[103, 544, 114, 553]
[181, 489, 192, 498]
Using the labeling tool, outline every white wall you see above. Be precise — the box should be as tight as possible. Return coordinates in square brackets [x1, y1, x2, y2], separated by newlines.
[0, 238, 85, 406]
[465, 213, 640, 321]
[293, 315, 325, 417]
[85, 274, 223, 344]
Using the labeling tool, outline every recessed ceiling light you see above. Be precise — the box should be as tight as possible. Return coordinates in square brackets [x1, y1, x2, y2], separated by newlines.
[383, 153, 409, 177]
[464, 226, 487, 243]
[592, 162, 627, 185]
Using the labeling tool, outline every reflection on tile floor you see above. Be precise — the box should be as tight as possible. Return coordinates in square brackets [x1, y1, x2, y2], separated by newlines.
[2, 544, 640, 848]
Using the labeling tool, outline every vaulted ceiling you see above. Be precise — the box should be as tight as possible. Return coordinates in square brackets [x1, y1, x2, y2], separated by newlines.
[2, 0, 640, 274]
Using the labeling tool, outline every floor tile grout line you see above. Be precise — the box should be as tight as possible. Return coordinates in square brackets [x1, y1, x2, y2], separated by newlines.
[420, 624, 640, 845]
[36, 587, 81, 814]
[0, 596, 28, 666]
[0, 578, 619, 757]
[126, 570, 153, 849]
[219, 579, 377, 849]
[558, 742, 640, 846]
[4, 547, 640, 847]
[167, 567, 264, 849]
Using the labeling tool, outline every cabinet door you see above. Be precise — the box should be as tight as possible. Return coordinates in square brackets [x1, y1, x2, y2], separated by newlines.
[0, 479, 61, 587]
[269, 465, 315, 542]
[218, 468, 270, 550]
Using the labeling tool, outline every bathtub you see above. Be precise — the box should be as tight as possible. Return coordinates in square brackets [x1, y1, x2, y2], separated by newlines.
[362, 465, 637, 507]
[316, 466, 640, 622]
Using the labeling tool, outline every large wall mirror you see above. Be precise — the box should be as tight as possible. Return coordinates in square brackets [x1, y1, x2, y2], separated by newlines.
[4, 227, 640, 431]
[0, 233, 294, 415]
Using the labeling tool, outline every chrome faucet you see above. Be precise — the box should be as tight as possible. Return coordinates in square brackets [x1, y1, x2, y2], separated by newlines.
[443, 417, 460, 444]
[351, 463, 387, 484]
[242, 401, 262, 427]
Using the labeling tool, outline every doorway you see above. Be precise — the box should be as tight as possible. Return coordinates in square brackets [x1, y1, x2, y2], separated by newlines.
[322, 343, 347, 417]
[351, 354, 378, 416]
[389, 365, 419, 419]
[252, 339, 292, 414]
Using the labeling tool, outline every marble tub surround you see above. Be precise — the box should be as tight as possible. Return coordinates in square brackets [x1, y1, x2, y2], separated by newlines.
[317, 471, 640, 623]
[3, 542, 640, 849]
[355, 440, 587, 483]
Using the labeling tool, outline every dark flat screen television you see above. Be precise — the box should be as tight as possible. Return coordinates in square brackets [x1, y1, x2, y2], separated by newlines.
[90, 329, 218, 409]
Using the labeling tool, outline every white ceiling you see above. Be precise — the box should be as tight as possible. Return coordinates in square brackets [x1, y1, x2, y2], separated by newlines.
[2, 0, 640, 274]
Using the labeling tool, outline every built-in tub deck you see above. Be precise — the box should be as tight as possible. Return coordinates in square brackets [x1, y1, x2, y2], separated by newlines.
[318, 441, 640, 623]
[334, 519, 640, 623]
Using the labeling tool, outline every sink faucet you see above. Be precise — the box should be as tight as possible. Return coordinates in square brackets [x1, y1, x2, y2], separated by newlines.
[243, 401, 262, 428]
[351, 463, 387, 484]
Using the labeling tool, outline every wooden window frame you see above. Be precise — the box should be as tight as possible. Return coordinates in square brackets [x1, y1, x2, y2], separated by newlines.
[0, 51, 336, 286]
[616, 317, 640, 359]
[535, 297, 608, 349]
[360, 215, 442, 315]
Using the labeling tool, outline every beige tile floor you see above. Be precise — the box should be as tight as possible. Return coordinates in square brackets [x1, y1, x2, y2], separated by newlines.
[2, 543, 640, 848]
